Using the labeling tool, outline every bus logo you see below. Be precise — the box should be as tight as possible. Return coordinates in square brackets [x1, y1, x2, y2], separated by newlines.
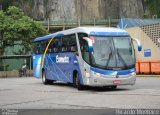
[56, 55, 69, 63]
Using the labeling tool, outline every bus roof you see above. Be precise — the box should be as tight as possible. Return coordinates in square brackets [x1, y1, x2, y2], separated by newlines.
[34, 27, 129, 42]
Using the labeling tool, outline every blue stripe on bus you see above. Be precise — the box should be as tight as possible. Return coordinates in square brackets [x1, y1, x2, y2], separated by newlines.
[34, 33, 64, 42]
[43, 53, 83, 84]
[91, 67, 136, 75]
[90, 31, 129, 36]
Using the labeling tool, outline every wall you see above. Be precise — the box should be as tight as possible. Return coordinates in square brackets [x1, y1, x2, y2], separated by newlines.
[126, 27, 160, 61]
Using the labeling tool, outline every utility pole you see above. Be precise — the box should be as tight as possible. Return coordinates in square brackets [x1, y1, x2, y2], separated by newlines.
[47, 18, 50, 31]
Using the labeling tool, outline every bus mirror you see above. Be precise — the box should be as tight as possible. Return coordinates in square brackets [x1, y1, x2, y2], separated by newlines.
[132, 37, 142, 52]
[83, 37, 93, 52]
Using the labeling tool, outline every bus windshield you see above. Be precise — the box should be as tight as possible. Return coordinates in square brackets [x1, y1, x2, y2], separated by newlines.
[91, 36, 135, 70]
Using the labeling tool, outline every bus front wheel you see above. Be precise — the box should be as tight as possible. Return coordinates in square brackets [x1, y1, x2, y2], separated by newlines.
[111, 85, 117, 89]
[42, 71, 53, 85]
[73, 73, 83, 90]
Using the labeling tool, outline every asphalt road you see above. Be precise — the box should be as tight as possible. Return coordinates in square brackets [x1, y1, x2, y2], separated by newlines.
[0, 77, 160, 110]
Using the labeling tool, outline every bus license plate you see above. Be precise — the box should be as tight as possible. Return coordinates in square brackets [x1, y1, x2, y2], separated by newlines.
[113, 80, 121, 84]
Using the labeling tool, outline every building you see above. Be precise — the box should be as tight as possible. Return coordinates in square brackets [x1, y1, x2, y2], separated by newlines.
[117, 19, 160, 61]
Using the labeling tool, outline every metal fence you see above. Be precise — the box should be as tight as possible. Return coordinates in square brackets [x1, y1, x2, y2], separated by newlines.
[36, 19, 119, 31]
[0, 55, 32, 71]
[0, 55, 32, 77]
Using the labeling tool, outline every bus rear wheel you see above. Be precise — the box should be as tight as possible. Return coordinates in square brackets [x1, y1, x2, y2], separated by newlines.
[42, 71, 53, 85]
[73, 73, 83, 90]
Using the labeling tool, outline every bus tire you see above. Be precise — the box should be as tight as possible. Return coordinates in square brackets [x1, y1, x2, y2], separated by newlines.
[74, 73, 83, 90]
[111, 85, 117, 89]
[42, 71, 53, 85]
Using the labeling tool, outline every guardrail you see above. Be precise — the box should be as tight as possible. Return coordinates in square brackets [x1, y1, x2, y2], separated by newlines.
[37, 19, 119, 29]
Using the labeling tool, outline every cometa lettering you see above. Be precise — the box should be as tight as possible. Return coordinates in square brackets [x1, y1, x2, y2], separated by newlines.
[56, 55, 69, 63]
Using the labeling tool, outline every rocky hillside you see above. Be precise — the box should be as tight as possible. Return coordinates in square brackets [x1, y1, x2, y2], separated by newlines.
[1, 0, 159, 20]
[24, 0, 144, 20]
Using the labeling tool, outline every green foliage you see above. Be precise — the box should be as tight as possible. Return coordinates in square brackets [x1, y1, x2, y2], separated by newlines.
[0, 6, 48, 55]
[145, 0, 160, 18]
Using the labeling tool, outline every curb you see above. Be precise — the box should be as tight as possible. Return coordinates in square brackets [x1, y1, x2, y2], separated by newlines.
[137, 75, 160, 77]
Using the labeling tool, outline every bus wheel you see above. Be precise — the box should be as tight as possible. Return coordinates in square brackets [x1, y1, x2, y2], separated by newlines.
[42, 71, 53, 85]
[74, 73, 83, 90]
[111, 85, 117, 89]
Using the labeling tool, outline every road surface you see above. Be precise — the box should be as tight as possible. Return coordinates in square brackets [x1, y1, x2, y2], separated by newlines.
[0, 77, 160, 109]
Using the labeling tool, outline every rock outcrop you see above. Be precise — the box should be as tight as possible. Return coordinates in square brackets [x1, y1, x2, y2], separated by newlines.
[10, 0, 145, 20]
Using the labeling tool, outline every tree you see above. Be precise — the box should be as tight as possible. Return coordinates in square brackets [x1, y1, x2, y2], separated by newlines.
[144, 0, 160, 18]
[0, 6, 48, 55]
[0, 10, 10, 55]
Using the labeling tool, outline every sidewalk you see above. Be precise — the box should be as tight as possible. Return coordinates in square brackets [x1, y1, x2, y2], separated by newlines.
[137, 74, 160, 77]
[0, 70, 33, 78]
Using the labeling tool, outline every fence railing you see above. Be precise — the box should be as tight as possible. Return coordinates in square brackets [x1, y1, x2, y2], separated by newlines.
[0, 55, 33, 77]
[0, 55, 32, 71]
[37, 19, 119, 29]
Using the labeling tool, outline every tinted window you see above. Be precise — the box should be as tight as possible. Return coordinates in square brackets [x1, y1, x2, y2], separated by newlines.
[51, 38, 61, 53]
[33, 42, 41, 54]
[35, 34, 78, 54]
[61, 34, 77, 52]
[78, 33, 90, 63]
[33, 40, 48, 54]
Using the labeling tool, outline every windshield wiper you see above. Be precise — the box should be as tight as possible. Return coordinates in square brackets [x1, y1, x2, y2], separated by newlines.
[106, 51, 112, 69]
[116, 49, 127, 69]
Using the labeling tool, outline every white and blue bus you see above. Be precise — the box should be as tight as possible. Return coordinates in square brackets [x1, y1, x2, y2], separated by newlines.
[33, 27, 141, 90]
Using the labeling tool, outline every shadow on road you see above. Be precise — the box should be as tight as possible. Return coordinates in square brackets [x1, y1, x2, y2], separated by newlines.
[46, 82, 130, 92]
[84, 86, 129, 92]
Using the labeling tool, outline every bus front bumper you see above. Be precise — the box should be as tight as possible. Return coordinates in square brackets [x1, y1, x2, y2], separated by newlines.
[83, 74, 136, 87]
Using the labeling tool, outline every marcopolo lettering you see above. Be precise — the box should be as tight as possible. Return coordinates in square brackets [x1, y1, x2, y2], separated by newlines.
[56, 55, 69, 63]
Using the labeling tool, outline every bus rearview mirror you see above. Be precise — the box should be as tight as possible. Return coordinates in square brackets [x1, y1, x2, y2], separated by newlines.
[83, 37, 93, 52]
[132, 37, 142, 52]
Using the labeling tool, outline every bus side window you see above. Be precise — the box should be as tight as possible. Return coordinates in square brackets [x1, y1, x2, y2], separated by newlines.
[69, 34, 78, 53]
[40, 40, 46, 54]
[61, 36, 68, 52]
[48, 40, 54, 53]
[52, 38, 61, 53]
[70, 45, 77, 52]
[61, 46, 67, 52]
[81, 40, 90, 64]
[33, 42, 41, 54]
[53, 48, 57, 52]
[61, 34, 78, 53]
[78, 33, 90, 64]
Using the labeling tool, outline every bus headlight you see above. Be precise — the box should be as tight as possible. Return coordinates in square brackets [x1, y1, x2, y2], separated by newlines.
[91, 71, 100, 77]
[131, 72, 136, 76]
[96, 73, 100, 76]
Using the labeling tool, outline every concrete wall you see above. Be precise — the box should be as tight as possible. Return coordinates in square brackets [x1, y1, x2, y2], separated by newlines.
[126, 27, 160, 61]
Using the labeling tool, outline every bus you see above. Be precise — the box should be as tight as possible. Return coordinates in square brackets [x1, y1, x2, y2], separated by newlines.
[33, 27, 141, 90]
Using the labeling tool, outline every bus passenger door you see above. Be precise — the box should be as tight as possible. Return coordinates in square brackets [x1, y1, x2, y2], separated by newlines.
[33, 54, 43, 78]
[77, 35, 94, 85]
